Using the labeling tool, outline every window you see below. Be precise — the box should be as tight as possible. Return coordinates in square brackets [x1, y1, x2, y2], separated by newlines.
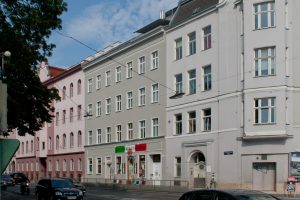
[87, 158, 93, 174]
[188, 69, 196, 95]
[97, 129, 101, 144]
[127, 91, 133, 109]
[63, 134, 66, 148]
[56, 135, 59, 150]
[63, 160, 67, 171]
[70, 107, 73, 122]
[106, 127, 111, 143]
[96, 101, 101, 117]
[139, 155, 146, 177]
[116, 156, 122, 174]
[62, 110, 66, 124]
[151, 84, 159, 103]
[203, 65, 212, 91]
[105, 71, 111, 86]
[202, 25, 211, 50]
[26, 141, 28, 153]
[139, 120, 146, 139]
[116, 66, 122, 82]
[97, 158, 102, 174]
[70, 132, 74, 148]
[78, 131, 82, 147]
[96, 75, 101, 90]
[254, 1, 275, 29]
[78, 159, 82, 171]
[56, 112, 59, 126]
[48, 160, 52, 172]
[138, 56, 145, 74]
[126, 62, 133, 78]
[152, 118, 159, 137]
[87, 78, 92, 93]
[175, 157, 181, 177]
[139, 87, 146, 106]
[88, 130, 92, 145]
[70, 159, 74, 171]
[188, 111, 196, 133]
[116, 95, 122, 112]
[203, 108, 211, 131]
[62, 86, 66, 100]
[31, 140, 34, 152]
[175, 114, 182, 135]
[151, 51, 159, 69]
[127, 123, 133, 140]
[87, 104, 93, 119]
[70, 83, 73, 97]
[175, 38, 182, 60]
[106, 98, 111, 114]
[255, 47, 275, 76]
[188, 32, 196, 55]
[254, 97, 275, 124]
[56, 160, 60, 171]
[77, 80, 81, 95]
[175, 74, 183, 94]
[116, 125, 122, 142]
[77, 105, 82, 120]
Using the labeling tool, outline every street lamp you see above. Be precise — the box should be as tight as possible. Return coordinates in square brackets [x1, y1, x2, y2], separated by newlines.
[1, 50, 11, 80]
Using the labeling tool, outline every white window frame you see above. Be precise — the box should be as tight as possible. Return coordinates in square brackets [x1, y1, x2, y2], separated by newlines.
[188, 69, 196, 95]
[127, 91, 133, 109]
[63, 159, 67, 171]
[188, 31, 196, 55]
[105, 70, 111, 86]
[70, 159, 74, 171]
[115, 156, 122, 174]
[175, 37, 182, 60]
[96, 101, 101, 117]
[202, 65, 212, 91]
[115, 66, 122, 83]
[151, 51, 159, 70]
[88, 130, 93, 145]
[127, 122, 133, 140]
[87, 104, 93, 119]
[202, 108, 211, 131]
[96, 75, 101, 90]
[96, 157, 102, 174]
[126, 61, 133, 78]
[105, 98, 111, 115]
[254, 97, 276, 124]
[151, 83, 159, 103]
[175, 157, 181, 177]
[116, 125, 122, 142]
[78, 159, 82, 171]
[188, 111, 196, 133]
[202, 25, 211, 50]
[138, 56, 145, 74]
[116, 95, 122, 112]
[106, 127, 111, 143]
[139, 120, 146, 139]
[139, 87, 146, 106]
[175, 74, 183, 94]
[175, 113, 182, 135]
[152, 118, 159, 137]
[97, 129, 101, 144]
[255, 47, 276, 77]
[254, 1, 275, 30]
[87, 157, 93, 174]
[87, 78, 92, 93]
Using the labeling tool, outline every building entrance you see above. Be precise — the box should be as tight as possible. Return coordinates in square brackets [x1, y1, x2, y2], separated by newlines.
[190, 152, 206, 188]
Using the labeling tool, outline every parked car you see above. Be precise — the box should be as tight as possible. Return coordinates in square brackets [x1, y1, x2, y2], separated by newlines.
[9, 172, 28, 184]
[35, 178, 83, 200]
[1, 180, 7, 190]
[62, 178, 86, 195]
[178, 189, 280, 200]
[1, 175, 15, 186]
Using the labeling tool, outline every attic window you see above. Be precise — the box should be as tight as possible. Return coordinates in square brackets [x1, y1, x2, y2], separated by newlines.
[192, 7, 201, 15]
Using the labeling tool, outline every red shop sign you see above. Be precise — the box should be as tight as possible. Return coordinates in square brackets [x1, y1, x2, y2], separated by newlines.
[135, 143, 147, 151]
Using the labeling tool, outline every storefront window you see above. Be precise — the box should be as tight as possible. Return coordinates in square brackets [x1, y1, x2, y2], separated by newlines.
[116, 156, 122, 174]
[139, 155, 146, 177]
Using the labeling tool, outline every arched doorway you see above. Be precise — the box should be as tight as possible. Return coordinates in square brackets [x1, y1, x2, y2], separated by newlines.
[189, 151, 206, 188]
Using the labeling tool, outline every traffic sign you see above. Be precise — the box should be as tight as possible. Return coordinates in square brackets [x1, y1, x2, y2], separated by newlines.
[0, 138, 19, 174]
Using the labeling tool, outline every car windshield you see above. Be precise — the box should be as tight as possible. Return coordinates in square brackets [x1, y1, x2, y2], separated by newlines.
[238, 194, 279, 200]
[52, 180, 74, 188]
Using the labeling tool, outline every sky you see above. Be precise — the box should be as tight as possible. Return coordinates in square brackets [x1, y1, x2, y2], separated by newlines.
[47, 0, 179, 68]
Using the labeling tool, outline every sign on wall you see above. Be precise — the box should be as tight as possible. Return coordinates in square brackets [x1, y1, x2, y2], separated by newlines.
[290, 152, 300, 182]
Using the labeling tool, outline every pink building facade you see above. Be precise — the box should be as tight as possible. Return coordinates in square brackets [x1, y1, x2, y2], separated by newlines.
[13, 63, 85, 182]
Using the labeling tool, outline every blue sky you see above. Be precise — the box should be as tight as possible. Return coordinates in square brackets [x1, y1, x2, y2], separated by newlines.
[47, 0, 178, 68]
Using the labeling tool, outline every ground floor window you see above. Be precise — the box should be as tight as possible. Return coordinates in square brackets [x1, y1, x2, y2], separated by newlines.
[139, 155, 146, 177]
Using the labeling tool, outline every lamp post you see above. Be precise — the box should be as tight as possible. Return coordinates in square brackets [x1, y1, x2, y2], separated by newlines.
[1, 51, 11, 80]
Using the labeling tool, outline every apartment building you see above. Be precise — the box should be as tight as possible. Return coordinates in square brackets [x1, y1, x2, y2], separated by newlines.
[83, 19, 170, 184]
[14, 63, 85, 182]
[164, 0, 300, 193]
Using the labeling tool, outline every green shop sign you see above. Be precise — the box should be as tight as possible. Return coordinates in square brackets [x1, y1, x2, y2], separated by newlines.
[115, 146, 125, 153]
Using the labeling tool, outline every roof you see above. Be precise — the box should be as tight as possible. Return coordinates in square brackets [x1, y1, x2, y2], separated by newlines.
[136, 19, 170, 33]
[48, 66, 65, 77]
[170, 0, 219, 27]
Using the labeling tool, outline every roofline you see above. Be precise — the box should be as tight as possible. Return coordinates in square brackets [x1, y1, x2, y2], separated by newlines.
[83, 26, 166, 71]
[43, 64, 82, 86]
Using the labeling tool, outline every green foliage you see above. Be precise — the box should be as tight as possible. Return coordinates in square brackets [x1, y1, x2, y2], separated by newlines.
[0, 0, 67, 136]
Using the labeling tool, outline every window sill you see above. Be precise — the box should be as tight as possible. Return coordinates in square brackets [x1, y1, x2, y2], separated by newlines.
[253, 123, 276, 126]
[127, 107, 133, 110]
[174, 133, 182, 136]
[138, 105, 146, 107]
[254, 74, 276, 78]
[150, 67, 158, 71]
[151, 101, 158, 104]
[202, 130, 211, 132]
[126, 77, 133, 79]
[253, 26, 276, 31]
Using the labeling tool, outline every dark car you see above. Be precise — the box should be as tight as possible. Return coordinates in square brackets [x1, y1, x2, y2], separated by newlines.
[1, 180, 7, 190]
[179, 189, 280, 200]
[9, 172, 28, 184]
[35, 178, 83, 200]
[62, 178, 86, 195]
[1, 175, 15, 186]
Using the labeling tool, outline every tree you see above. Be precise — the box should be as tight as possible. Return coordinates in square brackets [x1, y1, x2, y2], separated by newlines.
[0, 0, 67, 136]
